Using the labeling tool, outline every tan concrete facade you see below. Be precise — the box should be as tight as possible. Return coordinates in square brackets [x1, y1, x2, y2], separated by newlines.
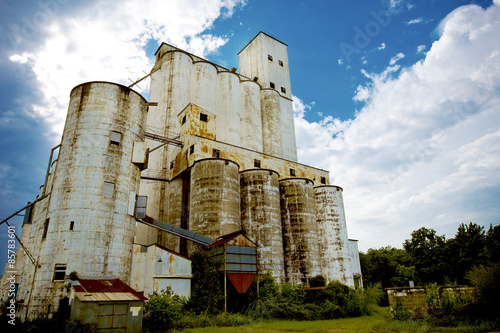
[12, 32, 362, 320]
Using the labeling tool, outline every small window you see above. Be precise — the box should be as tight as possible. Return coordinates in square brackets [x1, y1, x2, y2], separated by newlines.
[212, 149, 220, 158]
[279, 60, 284, 67]
[254, 159, 261, 168]
[281, 87, 286, 94]
[110, 131, 121, 145]
[53, 264, 67, 281]
[181, 115, 186, 124]
[190, 145, 194, 155]
[69, 221, 74, 231]
[290, 168, 296, 177]
[320, 177, 326, 184]
[170, 160, 175, 170]
[270, 82, 275, 89]
[200, 113, 208, 122]
[268, 54, 273, 61]
[42, 218, 50, 239]
[103, 182, 115, 198]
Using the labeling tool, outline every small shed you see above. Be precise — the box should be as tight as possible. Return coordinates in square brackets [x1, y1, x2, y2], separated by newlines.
[70, 278, 147, 333]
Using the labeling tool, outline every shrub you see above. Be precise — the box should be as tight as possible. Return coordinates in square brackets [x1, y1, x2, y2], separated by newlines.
[143, 287, 186, 332]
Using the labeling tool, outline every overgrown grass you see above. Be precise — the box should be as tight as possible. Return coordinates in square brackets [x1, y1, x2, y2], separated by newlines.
[168, 306, 498, 333]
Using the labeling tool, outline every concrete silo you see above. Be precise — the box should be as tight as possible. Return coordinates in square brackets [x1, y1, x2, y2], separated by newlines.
[314, 185, 353, 287]
[240, 169, 284, 282]
[279, 178, 321, 284]
[24, 81, 147, 319]
[189, 159, 241, 252]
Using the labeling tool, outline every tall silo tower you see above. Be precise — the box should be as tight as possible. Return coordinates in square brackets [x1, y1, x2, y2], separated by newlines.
[20, 82, 148, 319]
[238, 32, 297, 161]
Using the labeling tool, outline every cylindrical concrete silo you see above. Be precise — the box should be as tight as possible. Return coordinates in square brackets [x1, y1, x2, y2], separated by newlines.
[261, 89, 282, 158]
[140, 51, 193, 224]
[191, 61, 217, 113]
[189, 159, 241, 252]
[314, 185, 353, 287]
[240, 169, 284, 282]
[239, 80, 263, 152]
[280, 178, 320, 284]
[217, 72, 241, 145]
[26, 82, 147, 319]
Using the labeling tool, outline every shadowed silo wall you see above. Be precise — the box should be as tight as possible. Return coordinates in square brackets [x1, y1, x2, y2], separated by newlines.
[24, 81, 147, 319]
[240, 169, 284, 282]
[189, 159, 241, 252]
[261, 89, 282, 157]
[314, 185, 353, 287]
[280, 178, 320, 284]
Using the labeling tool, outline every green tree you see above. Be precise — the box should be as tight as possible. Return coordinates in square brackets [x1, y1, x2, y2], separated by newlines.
[359, 246, 411, 288]
[485, 224, 500, 263]
[186, 249, 224, 314]
[404, 227, 447, 284]
[447, 222, 487, 284]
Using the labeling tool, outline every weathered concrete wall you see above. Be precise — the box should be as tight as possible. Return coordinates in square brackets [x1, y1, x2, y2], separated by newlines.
[189, 159, 241, 253]
[314, 186, 353, 287]
[239, 80, 263, 151]
[280, 178, 321, 284]
[386, 286, 473, 316]
[130, 244, 191, 299]
[217, 72, 241, 146]
[19, 82, 147, 320]
[240, 169, 284, 282]
[348, 239, 363, 288]
[261, 89, 282, 157]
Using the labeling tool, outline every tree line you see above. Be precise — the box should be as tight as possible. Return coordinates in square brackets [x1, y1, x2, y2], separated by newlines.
[360, 222, 500, 288]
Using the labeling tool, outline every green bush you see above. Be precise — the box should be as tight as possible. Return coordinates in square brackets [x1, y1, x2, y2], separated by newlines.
[143, 287, 186, 332]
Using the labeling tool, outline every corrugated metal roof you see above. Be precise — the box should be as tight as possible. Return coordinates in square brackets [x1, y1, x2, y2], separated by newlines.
[73, 278, 148, 302]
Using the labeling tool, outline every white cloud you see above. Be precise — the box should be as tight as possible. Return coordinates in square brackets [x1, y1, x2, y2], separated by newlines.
[378, 43, 386, 50]
[9, 0, 246, 139]
[389, 52, 405, 65]
[406, 17, 423, 25]
[295, 2, 500, 250]
[417, 44, 427, 53]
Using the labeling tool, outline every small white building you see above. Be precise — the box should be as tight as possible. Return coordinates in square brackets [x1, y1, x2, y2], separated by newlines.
[130, 244, 192, 299]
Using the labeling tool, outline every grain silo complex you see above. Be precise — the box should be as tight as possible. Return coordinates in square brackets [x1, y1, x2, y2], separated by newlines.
[3, 32, 363, 321]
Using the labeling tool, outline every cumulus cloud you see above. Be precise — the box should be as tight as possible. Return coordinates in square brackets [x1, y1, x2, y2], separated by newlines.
[378, 43, 386, 50]
[389, 52, 405, 65]
[295, 2, 500, 250]
[417, 44, 427, 53]
[9, 0, 246, 139]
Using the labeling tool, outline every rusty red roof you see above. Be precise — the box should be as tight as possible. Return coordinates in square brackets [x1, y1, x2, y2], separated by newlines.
[73, 278, 147, 302]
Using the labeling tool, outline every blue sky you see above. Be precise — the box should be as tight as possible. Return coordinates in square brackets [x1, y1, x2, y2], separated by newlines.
[1, 0, 499, 273]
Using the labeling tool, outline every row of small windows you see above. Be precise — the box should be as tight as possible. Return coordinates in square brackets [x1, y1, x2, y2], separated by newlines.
[268, 54, 284, 67]
[269, 82, 286, 94]
[181, 113, 209, 125]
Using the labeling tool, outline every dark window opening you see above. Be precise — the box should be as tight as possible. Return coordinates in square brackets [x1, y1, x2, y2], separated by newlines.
[53, 264, 66, 281]
[290, 168, 296, 177]
[281, 87, 286, 94]
[190, 145, 194, 155]
[268, 54, 273, 61]
[279, 60, 284, 67]
[200, 113, 208, 122]
[320, 177, 326, 184]
[270, 82, 275, 89]
[212, 149, 220, 158]
[69, 221, 74, 231]
[181, 115, 186, 124]
[42, 218, 50, 239]
[170, 160, 175, 169]
[110, 131, 121, 145]
[254, 159, 261, 168]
